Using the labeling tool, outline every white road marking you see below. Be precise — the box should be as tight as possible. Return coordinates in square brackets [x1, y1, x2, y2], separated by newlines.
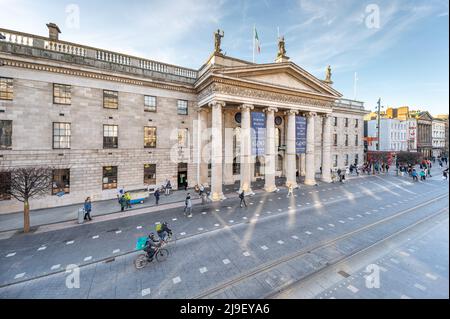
[261, 245, 269, 250]
[400, 295, 411, 299]
[172, 218, 177, 221]
[328, 224, 335, 227]
[6, 253, 16, 257]
[339, 220, 345, 224]
[260, 201, 264, 203]
[113, 249, 120, 254]
[277, 240, 284, 245]
[202, 212, 207, 215]
[198, 228, 204, 231]
[255, 214, 260, 217]
[305, 231, 312, 235]
[278, 209, 282, 211]
[84, 256, 92, 262]
[266, 211, 272, 214]
[306, 203, 310, 205]
[172, 277, 181, 284]
[115, 230, 122, 234]
[141, 288, 151, 297]
[215, 209, 220, 212]
[228, 207, 232, 209]
[136, 226, 143, 229]
[199, 267, 208, 274]
[250, 202, 254, 205]
[399, 251, 410, 257]
[51, 264, 61, 270]
[223, 259, 230, 265]
[365, 212, 371, 215]
[14, 273, 25, 279]
[214, 224, 220, 227]
[414, 283, 427, 291]
[66, 241, 74, 245]
[357, 214, 363, 218]
[92, 236, 99, 239]
[348, 217, 354, 220]
[297, 204, 302, 207]
[425, 273, 437, 280]
[243, 251, 250, 257]
[229, 220, 234, 223]
[242, 217, 248, 220]
[180, 232, 186, 236]
[347, 285, 359, 293]
[291, 235, 299, 239]
[38, 246, 46, 251]
[317, 227, 324, 231]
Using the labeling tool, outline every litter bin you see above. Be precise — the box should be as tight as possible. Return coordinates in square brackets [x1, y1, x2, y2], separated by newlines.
[78, 208, 85, 224]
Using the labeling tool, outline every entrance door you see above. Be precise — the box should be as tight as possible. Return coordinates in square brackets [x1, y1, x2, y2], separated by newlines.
[178, 163, 188, 189]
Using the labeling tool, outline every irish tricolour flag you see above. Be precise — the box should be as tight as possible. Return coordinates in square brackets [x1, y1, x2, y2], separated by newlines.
[254, 27, 261, 53]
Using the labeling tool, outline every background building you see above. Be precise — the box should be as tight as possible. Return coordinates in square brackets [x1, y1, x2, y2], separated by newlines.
[366, 118, 408, 152]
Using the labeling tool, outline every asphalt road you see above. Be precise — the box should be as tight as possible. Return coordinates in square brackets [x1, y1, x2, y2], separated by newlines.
[0, 172, 448, 298]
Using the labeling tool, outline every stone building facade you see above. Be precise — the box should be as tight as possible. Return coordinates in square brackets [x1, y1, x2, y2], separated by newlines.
[0, 25, 367, 214]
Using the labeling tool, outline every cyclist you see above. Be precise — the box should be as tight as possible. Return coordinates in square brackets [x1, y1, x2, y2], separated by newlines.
[143, 232, 160, 261]
[156, 222, 172, 242]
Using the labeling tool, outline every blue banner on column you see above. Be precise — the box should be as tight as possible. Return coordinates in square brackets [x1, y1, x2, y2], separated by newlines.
[296, 116, 307, 154]
[251, 112, 266, 156]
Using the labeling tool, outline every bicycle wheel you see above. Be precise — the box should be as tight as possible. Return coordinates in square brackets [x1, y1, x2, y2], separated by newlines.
[134, 254, 148, 269]
[167, 233, 177, 246]
[156, 248, 169, 262]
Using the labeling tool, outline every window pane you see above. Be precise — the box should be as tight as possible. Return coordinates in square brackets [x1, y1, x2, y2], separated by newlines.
[144, 96, 156, 112]
[144, 164, 156, 184]
[103, 90, 118, 109]
[52, 169, 70, 195]
[144, 126, 157, 148]
[103, 166, 118, 189]
[53, 122, 71, 149]
[0, 172, 11, 200]
[177, 100, 188, 115]
[53, 84, 71, 105]
[103, 125, 118, 148]
[0, 120, 12, 149]
[0, 77, 13, 100]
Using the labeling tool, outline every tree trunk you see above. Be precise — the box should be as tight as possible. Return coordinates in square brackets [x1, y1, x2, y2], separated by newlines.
[23, 200, 30, 233]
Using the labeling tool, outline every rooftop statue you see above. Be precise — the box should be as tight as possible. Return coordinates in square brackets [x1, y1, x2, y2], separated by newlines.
[277, 36, 286, 58]
[214, 29, 224, 54]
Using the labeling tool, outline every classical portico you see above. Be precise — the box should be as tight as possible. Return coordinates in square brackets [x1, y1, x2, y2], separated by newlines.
[195, 51, 342, 200]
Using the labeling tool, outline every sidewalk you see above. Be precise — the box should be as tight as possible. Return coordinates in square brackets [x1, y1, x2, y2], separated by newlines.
[0, 170, 399, 233]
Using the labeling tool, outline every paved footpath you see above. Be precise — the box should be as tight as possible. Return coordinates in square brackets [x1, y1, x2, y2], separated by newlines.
[0, 166, 447, 298]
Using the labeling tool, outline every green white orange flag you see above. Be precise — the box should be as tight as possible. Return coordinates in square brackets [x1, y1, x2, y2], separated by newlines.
[254, 27, 261, 53]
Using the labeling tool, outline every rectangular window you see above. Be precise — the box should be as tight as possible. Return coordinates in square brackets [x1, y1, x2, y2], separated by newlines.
[53, 84, 71, 105]
[103, 90, 118, 109]
[0, 172, 11, 201]
[144, 126, 157, 148]
[333, 155, 338, 167]
[178, 128, 189, 147]
[144, 95, 157, 112]
[0, 77, 13, 100]
[53, 122, 71, 149]
[333, 134, 338, 146]
[355, 154, 359, 165]
[345, 118, 349, 127]
[102, 166, 117, 190]
[177, 100, 188, 115]
[355, 119, 359, 128]
[355, 134, 359, 146]
[333, 117, 338, 126]
[345, 154, 349, 166]
[345, 134, 349, 146]
[0, 120, 12, 150]
[103, 125, 118, 148]
[52, 169, 70, 195]
[144, 164, 156, 185]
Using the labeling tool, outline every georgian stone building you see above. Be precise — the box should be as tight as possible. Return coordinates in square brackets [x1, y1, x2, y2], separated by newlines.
[0, 24, 367, 213]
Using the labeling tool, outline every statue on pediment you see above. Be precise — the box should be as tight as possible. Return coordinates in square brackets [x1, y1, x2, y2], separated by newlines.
[325, 65, 332, 83]
[214, 29, 224, 54]
[277, 36, 286, 58]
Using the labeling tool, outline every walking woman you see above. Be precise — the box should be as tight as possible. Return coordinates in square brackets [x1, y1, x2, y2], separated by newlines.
[84, 197, 93, 221]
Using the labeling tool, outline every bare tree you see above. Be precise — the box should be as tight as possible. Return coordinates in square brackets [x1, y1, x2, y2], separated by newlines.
[0, 167, 53, 233]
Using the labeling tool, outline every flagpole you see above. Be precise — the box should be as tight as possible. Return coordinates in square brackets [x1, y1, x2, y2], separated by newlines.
[353, 72, 358, 100]
[252, 24, 255, 63]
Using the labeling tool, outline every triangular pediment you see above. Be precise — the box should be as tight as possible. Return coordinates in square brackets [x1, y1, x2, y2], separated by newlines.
[213, 62, 342, 98]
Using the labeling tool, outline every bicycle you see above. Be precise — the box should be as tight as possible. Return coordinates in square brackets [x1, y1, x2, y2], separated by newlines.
[134, 244, 169, 269]
[159, 231, 177, 247]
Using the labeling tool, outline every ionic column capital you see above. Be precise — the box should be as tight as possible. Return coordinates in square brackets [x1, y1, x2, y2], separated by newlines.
[197, 107, 210, 114]
[239, 104, 254, 111]
[263, 107, 278, 113]
[208, 100, 226, 109]
[284, 109, 298, 116]
[306, 111, 317, 118]
[321, 113, 332, 118]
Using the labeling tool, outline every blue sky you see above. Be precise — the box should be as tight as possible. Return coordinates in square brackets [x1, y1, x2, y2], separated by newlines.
[1, 0, 448, 115]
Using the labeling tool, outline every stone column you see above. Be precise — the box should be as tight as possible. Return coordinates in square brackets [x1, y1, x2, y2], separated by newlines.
[239, 104, 255, 195]
[197, 108, 209, 186]
[305, 112, 317, 185]
[321, 114, 332, 183]
[264, 107, 279, 192]
[209, 101, 226, 201]
[285, 109, 298, 188]
[223, 112, 235, 185]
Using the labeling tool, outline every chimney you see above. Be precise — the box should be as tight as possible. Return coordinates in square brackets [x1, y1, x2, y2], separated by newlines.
[46, 23, 61, 41]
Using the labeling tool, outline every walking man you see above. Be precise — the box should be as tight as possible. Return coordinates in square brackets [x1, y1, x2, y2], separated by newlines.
[184, 193, 192, 217]
[154, 188, 160, 205]
[83, 197, 93, 221]
[239, 190, 247, 208]
[286, 183, 294, 198]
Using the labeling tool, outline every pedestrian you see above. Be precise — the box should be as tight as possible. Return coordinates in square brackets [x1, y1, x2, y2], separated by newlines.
[386, 164, 390, 174]
[420, 169, 426, 181]
[184, 181, 188, 191]
[412, 169, 418, 182]
[154, 188, 160, 205]
[83, 197, 93, 221]
[199, 184, 205, 197]
[286, 183, 294, 198]
[165, 180, 171, 196]
[337, 168, 342, 182]
[119, 195, 126, 211]
[184, 193, 192, 217]
[239, 190, 247, 208]
[442, 168, 448, 180]
[124, 191, 132, 209]
[117, 186, 124, 200]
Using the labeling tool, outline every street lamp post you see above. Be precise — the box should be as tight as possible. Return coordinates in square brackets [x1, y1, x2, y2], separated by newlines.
[376, 98, 382, 151]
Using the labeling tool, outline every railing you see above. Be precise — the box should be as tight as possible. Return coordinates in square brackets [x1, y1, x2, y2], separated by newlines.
[334, 98, 365, 110]
[44, 40, 87, 57]
[0, 28, 198, 79]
